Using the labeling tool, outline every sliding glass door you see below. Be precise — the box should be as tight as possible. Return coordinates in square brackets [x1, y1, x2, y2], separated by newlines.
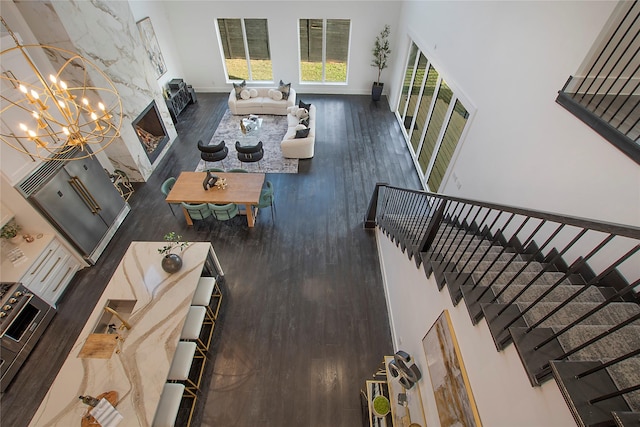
[396, 42, 470, 192]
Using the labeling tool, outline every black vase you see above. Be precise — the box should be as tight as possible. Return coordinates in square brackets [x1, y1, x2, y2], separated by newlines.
[161, 253, 183, 273]
[372, 82, 384, 101]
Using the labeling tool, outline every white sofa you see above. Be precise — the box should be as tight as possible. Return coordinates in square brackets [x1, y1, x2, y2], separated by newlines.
[228, 87, 296, 116]
[281, 104, 316, 159]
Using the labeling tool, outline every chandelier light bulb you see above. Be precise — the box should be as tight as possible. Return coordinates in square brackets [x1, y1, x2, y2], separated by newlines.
[49, 74, 57, 84]
[59, 81, 67, 90]
[82, 98, 89, 106]
[62, 127, 70, 136]
[98, 102, 105, 111]
[27, 129, 36, 138]
[19, 123, 28, 132]
[90, 112, 97, 120]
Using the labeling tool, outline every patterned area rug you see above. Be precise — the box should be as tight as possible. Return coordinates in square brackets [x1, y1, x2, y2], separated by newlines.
[195, 110, 297, 173]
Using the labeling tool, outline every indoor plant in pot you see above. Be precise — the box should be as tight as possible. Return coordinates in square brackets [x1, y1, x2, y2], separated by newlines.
[371, 24, 391, 102]
[158, 232, 189, 273]
[0, 220, 22, 244]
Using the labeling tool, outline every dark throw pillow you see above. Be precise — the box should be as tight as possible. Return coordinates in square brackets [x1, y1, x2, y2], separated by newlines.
[295, 128, 310, 138]
[299, 117, 310, 127]
[298, 100, 311, 110]
[278, 80, 291, 100]
[233, 80, 246, 99]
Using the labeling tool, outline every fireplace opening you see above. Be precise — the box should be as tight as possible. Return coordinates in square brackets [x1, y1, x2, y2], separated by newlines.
[132, 101, 169, 163]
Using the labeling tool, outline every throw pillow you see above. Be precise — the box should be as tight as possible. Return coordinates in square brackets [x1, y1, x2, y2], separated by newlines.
[299, 117, 310, 127]
[233, 80, 246, 99]
[295, 128, 310, 138]
[270, 89, 283, 101]
[298, 100, 311, 110]
[240, 89, 250, 100]
[278, 80, 291, 100]
[249, 88, 258, 98]
[295, 108, 309, 120]
[295, 124, 307, 131]
[288, 106, 299, 115]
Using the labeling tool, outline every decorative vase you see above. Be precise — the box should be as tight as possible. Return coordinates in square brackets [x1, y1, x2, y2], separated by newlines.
[161, 253, 183, 273]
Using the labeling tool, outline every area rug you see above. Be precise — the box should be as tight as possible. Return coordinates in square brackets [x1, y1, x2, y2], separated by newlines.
[195, 110, 298, 173]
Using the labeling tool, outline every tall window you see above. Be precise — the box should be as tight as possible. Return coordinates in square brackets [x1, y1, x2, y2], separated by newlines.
[299, 19, 350, 83]
[396, 42, 470, 192]
[217, 18, 272, 82]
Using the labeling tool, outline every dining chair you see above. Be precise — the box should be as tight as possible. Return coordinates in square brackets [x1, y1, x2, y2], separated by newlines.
[235, 140, 263, 170]
[205, 167, 225, 173]
[207, 203, 239, 221]
[161, 177, 177, 216]
[181, 202, 213, 231]
[253, 181, 276, 222]
[198, 139, 228, 169]
[226, 168, 248, 173]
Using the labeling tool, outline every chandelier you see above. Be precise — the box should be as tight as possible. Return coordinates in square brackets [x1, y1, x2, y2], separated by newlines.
[0, 17, 123, 160]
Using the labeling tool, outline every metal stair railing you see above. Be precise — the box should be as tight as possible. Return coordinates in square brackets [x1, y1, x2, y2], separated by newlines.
[365, 183, 640, 423]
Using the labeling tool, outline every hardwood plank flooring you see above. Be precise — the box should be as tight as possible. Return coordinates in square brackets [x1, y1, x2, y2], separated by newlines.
[0, 93, 421, 427]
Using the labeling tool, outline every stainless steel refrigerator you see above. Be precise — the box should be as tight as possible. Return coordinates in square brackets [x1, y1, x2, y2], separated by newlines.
[17, 149, 130, 264]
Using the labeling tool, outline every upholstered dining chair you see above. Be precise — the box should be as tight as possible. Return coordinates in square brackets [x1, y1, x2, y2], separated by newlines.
[253, 181, 276, 222]
[161, 177, 177, 216]
[207, 203, 240, 222]
[181, 202, 213, 231]
[226, 168, 248, 173]
[198, 139, 228, 169]
[205, 167, 225, 173]
[235, 140, 263, 170]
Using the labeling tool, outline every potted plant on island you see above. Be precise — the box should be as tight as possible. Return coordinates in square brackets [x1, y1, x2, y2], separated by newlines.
[371, 24, 391, 102]
[158, 232, 189, 273]
[0, 220, 22, 244]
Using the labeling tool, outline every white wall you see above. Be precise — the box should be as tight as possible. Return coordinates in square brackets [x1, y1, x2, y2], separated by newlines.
[388, 1, 640, 228]
[127, 1, 186, 90]
[376, 230, 576, 427]
[160, 1, 401, 95]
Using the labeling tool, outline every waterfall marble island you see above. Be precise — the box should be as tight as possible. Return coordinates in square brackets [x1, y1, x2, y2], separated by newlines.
[29, 241, 219, 427]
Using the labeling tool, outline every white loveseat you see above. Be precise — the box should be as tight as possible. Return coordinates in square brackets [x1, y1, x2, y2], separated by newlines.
[228, 87, 296, 116]
[281, 104, 316, 159]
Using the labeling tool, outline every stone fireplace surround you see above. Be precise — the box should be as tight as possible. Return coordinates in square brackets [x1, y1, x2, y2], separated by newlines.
[10, 1, 178, 182]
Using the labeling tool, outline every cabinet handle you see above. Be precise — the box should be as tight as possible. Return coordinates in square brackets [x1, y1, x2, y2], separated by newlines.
[52, 266, 73, 293]
[41, 257, 61, 283]
[31, 249, 54, 275]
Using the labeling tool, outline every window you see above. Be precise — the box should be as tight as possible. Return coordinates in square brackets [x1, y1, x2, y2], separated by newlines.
[396, 42, 470, 192]
[217, 18, 272, 82]
[299, 19, 350, 83]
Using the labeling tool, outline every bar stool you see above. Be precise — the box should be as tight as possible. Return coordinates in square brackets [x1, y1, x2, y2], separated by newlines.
[180, 305, 214, 352]
[191, 277, 223, 321]
[167, 341, 206, 392]
[152, 383, 194, 427]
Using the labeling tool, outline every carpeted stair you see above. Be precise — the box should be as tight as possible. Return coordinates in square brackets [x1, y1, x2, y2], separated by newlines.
[421, 220, 640, 426]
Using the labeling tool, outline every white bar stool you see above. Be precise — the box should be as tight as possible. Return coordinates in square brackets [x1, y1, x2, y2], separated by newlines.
[152, 383, 189, 427]
[192, 277, 223, 321]
[167, 341, 206, 392]
[180, 305, 214, 351]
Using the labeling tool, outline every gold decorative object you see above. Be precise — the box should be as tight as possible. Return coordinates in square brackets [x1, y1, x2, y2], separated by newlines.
[214, 177, 228, 189]
[240, 118, 247, 135]
[0, 17, 123, 160]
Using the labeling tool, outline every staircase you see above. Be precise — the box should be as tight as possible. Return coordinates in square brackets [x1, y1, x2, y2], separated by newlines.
[365, 184, 640, 427]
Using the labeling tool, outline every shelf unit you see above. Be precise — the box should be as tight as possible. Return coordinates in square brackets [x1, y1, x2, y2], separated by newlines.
[364, 356, 427, 427]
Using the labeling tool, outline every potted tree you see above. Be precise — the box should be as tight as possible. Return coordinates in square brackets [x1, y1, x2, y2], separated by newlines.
[371, 25, 391, 102]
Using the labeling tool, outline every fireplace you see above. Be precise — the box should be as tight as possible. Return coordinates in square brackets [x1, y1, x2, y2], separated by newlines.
[132, 101, 169, 163]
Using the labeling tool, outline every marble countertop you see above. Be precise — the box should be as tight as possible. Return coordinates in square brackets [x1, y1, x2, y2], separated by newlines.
[29, 241, 212, 426]
[0, 234, 55, 283]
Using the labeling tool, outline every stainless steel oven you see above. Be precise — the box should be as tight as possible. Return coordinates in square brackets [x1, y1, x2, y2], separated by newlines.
[0, 282, 55, 392]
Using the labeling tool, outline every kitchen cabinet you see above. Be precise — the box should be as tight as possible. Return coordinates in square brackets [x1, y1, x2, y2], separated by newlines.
[1, 235, 83, 307]
[0, 202, 14, 229]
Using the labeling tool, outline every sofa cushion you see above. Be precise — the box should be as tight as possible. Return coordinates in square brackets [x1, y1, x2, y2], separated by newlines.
[249, 88, 258, 98]
[278, 80, 291, 100]
[298, 100, 311, 110]
[295, 128, 310, 138]
[240, 89, 251, 100]
[268, 89, 283, 101]
[233, 80, 246, 99]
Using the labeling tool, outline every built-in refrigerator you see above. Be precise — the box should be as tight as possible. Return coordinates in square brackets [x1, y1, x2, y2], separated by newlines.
[17, 149, 130, 264]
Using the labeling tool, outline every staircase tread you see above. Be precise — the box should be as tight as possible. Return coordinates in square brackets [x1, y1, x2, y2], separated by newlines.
[520, 302, 639, 328]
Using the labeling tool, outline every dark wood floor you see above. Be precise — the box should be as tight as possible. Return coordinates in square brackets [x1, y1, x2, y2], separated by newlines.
[0, 93, 421, 426]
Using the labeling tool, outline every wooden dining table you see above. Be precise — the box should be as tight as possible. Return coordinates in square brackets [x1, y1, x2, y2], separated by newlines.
[165, 172, 266, 227]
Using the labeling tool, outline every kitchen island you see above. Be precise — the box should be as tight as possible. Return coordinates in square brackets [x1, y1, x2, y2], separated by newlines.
[28, 241, 220, 426]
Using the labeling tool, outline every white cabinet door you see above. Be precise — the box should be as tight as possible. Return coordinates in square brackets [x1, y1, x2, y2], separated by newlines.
[20, 238, 82, 307]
